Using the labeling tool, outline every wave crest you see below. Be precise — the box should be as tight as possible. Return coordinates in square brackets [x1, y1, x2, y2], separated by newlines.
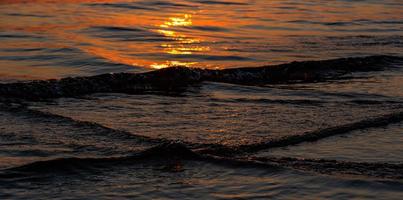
[0, 55, 401, 100]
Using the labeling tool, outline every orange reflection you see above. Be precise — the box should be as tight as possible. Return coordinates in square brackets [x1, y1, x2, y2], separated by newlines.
[0, 0, 120, 4]
[1, 0, 402, 79]
[160, 14, 193, 28]
[154, 14, 212, 68]
[0, 61, 80, 81]
[151, 61, 197, 70]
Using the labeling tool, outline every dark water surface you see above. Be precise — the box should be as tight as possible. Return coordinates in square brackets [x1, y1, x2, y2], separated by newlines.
[1, 0, 403, 199]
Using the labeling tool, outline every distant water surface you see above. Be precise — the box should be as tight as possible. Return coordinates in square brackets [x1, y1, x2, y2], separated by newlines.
[0, 0, 402, 80]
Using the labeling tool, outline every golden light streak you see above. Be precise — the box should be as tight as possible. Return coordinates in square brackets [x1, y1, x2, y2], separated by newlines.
[151, 61, 197, 69]
[155, 13, 210, 65]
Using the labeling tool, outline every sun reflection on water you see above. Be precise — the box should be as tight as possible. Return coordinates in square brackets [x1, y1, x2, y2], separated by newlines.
[153, 14, 210, 69]
[160, 14, 193, 28]
[150, 60, 197, 69]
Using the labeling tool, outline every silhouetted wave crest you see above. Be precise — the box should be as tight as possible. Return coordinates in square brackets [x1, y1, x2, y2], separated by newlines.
[2, 142, 403, 180]
[0, 55, 401, 100]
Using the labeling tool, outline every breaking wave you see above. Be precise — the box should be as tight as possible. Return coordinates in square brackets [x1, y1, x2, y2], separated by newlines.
[0, 55, 401, 100]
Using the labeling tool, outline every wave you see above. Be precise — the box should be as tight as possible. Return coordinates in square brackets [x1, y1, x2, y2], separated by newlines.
[0, 103, 168, 145]
[243, 156, 403, 180]
[1, 143, 198, 174]
[0, 55, 401, 100]
[208, 97, 325, 105]
[3, 104, 403, 158]
[197, 111, 403, 156]
[209, 97, 403, 106]
[192, 0, 249, 5]
[86, 1, 196, 10]
[86, 3, 156, 11]
[2, 142, 403, 180]
[1, 105, 403, 180]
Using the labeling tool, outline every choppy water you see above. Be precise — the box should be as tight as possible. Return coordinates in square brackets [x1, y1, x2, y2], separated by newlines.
[1, 0, 403, 199]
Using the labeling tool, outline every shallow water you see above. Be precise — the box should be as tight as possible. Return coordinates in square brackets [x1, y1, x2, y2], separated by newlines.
[0, 64, 400, 199]
[3, 160, 403, 200]
[257, 123, 403, 164]
[1, 0, 403, 199]
[30, 82, 403, 146]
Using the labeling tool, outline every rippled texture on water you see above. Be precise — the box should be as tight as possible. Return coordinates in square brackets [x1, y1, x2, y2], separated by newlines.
[0, 0, 402, 80]
[3, 160, 403, 200]
[1, 0, 403, 199]
[257, 123, 403, 164]
[29, 83, 403, 146]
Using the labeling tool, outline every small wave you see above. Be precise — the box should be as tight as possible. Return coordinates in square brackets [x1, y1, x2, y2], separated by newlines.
[0, 33, 42, 39]
[186, 25, 230, 32]
[83, 26, 166, 42]
[86, 3, 156, 11]
[1, 48, 45, 53]
[5, 103, 402, 159]
[245, 156, 403, 180]
[92, 26, 145, 32]
[1, 106, 402, 179]
[199, 111, 403, 156]
[193, 0, 249, 5]
[208, 97, 325, 105]
[170, 54, 253, 61]
[1, 143, 198, 175]
[87, 1, 196, 10]
[5, 13, 50, 18]
[137, 1, 196, 8]
[3, 142, 403, 180]
[0, 55, 401, 100]
[0, 103, 167, 145]
[349, 99, 403, 105]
